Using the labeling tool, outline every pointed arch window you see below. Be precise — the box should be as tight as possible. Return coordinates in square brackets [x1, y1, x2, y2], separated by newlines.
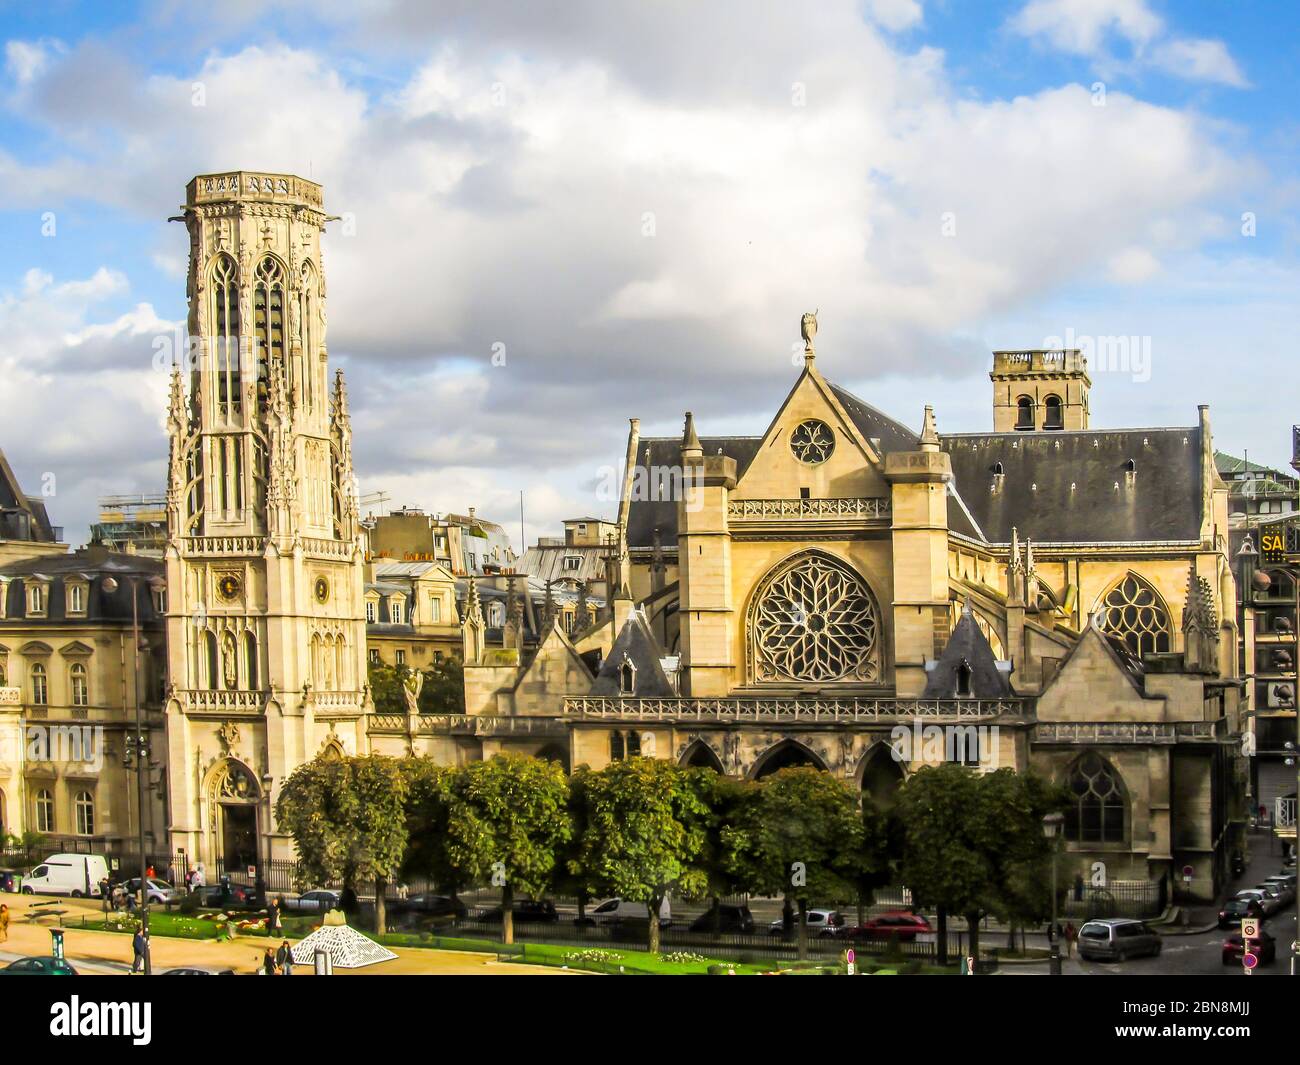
[618, 655, 636, 695]
[204, 630, 219, 691]
[299, 262, 318, 409]
[1065, 752, 1126, 843]
[244, 629, 258, 690]
[610, 730, 625, 762]
[253, 256, 285, 410]
[1099, 574, 1172, 657]
[210, 255, 241, 416]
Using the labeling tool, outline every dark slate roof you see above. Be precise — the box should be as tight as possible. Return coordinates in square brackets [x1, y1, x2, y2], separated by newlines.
[589, 610, 677, 696]
[0, 547, 164, 625]
[626, 435, 762, 549]
[827, 384, 919, 455]
[943, 427, 1203, 544]
[0, 449, 58, 543]
[923, 607, 1012, 698]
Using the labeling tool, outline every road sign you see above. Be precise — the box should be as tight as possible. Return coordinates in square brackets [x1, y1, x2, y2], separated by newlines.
[1181, 864, 1194, 884]
[1243, 952, 1258, 971]
[1242, 918, 1260, 940]
[247, 865, 256, 879]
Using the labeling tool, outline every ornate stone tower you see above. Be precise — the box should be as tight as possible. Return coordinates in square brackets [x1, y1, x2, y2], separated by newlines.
[991, 349, 1090, 432]
[163, 172, 367, 871]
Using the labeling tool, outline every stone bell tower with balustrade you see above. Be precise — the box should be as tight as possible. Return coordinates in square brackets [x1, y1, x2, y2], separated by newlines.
[163, 172, 368, 871]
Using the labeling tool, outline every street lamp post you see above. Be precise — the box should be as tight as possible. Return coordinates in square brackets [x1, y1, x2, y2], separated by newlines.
[102, 572, 166, 976]
[1042, 811, 1065, 976]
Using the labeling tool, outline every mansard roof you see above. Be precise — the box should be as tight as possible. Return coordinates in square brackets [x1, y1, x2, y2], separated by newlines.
[942, 426, 1203, 545]
[0, 449, 58, 544]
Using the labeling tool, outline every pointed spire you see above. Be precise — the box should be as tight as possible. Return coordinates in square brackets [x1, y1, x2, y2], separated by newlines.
[1010, 527, 1023, 572]
[332, 368, 350, 425]
[681, 411, 702, 460]
[466, 573, 484, 624]
[919, 405, 940, 451]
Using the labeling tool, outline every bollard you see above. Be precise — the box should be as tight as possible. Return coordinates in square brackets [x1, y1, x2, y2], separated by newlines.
[314, 948, 333, 976]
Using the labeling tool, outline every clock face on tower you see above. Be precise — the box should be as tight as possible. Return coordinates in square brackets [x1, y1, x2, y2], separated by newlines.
[314, 576, 331, 605]
[216, 573, 242, 602]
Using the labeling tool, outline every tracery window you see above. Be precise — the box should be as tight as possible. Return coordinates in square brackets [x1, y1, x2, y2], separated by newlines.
[1064, 752, 1126, 843]
[253, 256, 285, 409]
[1098, 574, 1171, 658]
[749, 552, 880, 682]
[789, 419, 835, 464]
[210, 255, 240, 415]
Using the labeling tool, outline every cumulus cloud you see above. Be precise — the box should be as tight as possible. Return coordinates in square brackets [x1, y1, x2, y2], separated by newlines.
[0, 3, 1273, 541]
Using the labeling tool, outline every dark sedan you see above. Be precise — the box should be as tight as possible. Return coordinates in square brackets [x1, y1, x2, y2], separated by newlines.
[479, 900, 559, 924]
[0, 956, 77, 975]
[1223, 929, 1276, 966]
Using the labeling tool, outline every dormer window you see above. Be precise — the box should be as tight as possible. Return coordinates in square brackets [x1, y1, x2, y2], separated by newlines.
[27, 584, 46, 618]
[67, 582, 86, 616]
[619, 655, 637, 695]
[365, 600, 376, 623]
[956, 658, 973, 697]
[390, 599, 404, 624]
[563, 556, 582, 572]
[428, 596, 441, 623]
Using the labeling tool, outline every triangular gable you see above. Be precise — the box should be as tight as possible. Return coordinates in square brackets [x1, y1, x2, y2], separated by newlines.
[1036, 623, 1163, 722]
[733, 362, 892, 500]
[510, 618, 594, 697]
[591, 610, 676, 696]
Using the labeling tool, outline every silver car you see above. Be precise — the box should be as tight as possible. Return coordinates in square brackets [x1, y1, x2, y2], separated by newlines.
[767, 909, 846, 938]
[1077, 919, 1163, 962]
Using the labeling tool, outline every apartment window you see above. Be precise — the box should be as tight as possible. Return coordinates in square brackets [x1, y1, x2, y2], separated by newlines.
[466, 553, 477, 572]
[390, 600, 404, 624]
[152, 586, 167, 614]
[488, 602, 505, 627]
[395, 649, 406, 666]
[30, 663, 47, 705]
[35, 789, 54, 833]
[27, 584, 45, 617]
[369, 649, 380, 664]
[563, 556, 582, 572]
[68, 583, 86, 615]
[365, 601, 376, 623]
[74, 791, 95, 835]
[70, 663, 88, 707]
[577, 523, 588, 534]
[428, 596, 441, 623]
[434, 651, 444, 664]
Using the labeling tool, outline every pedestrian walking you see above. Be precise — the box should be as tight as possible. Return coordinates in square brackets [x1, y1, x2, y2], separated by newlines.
[267, 895, 282, 934]
[131, 927, 148, 974]
[262, 947, 277, 976]
[276, 939, 294, 976]
[0, 902, 9, 944]
[1064, 920, 1076, 957]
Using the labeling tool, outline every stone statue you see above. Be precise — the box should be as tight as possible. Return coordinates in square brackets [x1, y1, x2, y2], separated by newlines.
[800, 309, 818, 355]
[402, 669, 423, 715]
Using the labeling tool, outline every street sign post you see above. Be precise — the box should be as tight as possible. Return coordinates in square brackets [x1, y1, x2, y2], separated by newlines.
[1181, 864, 1194, 885]
[845, 948, 855, 976]
[1243, 951, 1258, 973]
[1242, 918, 1259, 940]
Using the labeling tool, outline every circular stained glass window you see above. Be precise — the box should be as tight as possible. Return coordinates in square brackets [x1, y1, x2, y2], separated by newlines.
[790, 419, 835, 464]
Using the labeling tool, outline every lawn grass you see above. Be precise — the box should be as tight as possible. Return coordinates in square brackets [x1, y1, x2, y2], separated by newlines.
[68, 909, 313, 941]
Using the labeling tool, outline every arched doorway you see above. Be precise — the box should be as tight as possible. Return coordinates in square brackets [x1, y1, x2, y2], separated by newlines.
[752, 739, 827, 780]
[859, 744, 905, 804]
[207, 759, 261, 871]
[680, 740, 724, 773]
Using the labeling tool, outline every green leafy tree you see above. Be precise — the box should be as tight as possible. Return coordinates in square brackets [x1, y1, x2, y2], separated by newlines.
[724, 767, 864, 959]
[690, 769, 753, 935]
[418, 657, 465, 714]
[276, 753, 410, 934]
[444, 754, 572, 944]
[574, 758, 711, 952]
[399, 758, 469, 902]
[367, 661, 406, 714]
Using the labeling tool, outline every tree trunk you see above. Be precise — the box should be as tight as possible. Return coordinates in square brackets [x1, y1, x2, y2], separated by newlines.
[966, 911, 981, 969]
[647, 898, 661, 954]
[501, 883, 514, 945]
[782, 895, 795, 939]
[374, 875, 387, 936]
[797, 897, 809, 962]
[1006, 921, 1017, 952]
[936, 906, 948, 965]
[710, 894, 721, 935]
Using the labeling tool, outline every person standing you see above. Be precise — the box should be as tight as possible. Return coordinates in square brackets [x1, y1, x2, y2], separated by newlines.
[267, 896, 281, 935]
[1063, 920, 1077, 958]
[131, 927, 148, 974]
[276, 939, 294, 976]
[0, 903, 9, 944]
[262, 947, 277, 976]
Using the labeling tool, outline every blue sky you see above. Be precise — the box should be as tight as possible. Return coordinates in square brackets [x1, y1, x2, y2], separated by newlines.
[0, 0, 1296, 545]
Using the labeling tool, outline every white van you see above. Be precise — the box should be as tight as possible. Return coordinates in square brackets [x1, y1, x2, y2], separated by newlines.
[588, 896, 671, 926]
[21, 854, 109, 898]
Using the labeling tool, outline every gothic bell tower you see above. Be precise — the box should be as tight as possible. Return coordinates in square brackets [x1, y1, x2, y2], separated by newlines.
[163, 172, 368, 870]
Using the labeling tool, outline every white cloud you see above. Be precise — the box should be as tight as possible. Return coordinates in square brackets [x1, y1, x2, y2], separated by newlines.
[1151, 38, 1249, 88]
[1106, 246, 1161, 284]
[864, 0, 924, 32]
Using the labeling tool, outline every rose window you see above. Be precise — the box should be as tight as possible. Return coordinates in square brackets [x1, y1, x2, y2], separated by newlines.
[790, 419, 835, 464]
[750, 553, 880, 682]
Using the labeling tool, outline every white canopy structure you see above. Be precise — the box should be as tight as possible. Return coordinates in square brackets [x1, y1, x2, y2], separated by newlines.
[289, 911, 398, 969]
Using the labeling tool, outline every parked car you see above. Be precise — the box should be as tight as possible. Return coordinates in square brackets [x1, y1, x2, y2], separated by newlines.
[1076, 919, 1163, 962]
[388, 893, 465, 919]
[20, 854, 109, 898]
[124, 877, 180, 906]
[1222, 929, 1276, 965]
[844, 912, 934, 942]
[0, 869, 17, 892]
[195, 882, 259, 911]
[688, 903, 756, 935]
[1232, 889, 1281, 917]
[1218, 897, 1265, 928]
[1264, 871, 1296, 889]
[480, 899, 560, 924]
[585, 897, 671, 927]
[162, 966, 236, 975]
[767, 909, 846, 938]
[0, 956, 78, 975]
[282, 889, 341, 914]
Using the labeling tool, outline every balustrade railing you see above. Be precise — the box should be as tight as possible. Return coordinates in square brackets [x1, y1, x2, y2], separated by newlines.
[727, 497, 890, 521]
[562, 697, 1027, 722]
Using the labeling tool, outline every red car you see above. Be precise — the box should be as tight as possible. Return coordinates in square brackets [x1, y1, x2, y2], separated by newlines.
[1222, 930, 1276, 966]
[845, 912, 934, 942]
